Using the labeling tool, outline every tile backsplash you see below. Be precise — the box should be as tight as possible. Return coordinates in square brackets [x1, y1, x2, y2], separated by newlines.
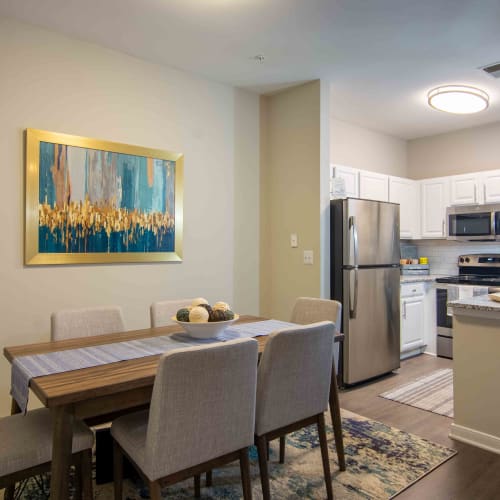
[403, 240, 499, 275]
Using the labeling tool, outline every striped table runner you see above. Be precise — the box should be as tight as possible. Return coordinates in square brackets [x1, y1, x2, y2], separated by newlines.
[11, 319, 295, 413]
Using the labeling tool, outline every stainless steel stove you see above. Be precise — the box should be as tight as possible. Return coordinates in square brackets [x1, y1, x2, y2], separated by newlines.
[435, 254, 500, 359]
[436, 254, 500, 287]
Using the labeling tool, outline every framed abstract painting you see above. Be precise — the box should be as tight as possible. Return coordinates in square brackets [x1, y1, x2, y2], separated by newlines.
[25, 129, 183, 265]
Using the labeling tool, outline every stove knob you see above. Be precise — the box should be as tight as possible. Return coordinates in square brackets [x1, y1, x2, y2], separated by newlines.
[459, 257, 465, 263]
[465, 257, 470, 263]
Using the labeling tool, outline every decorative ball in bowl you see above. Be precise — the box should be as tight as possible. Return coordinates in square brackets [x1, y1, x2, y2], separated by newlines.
[171, 315, 239, 339]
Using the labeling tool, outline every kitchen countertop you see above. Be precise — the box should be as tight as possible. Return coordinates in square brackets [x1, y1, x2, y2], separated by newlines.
[400, 274, 444, 284]
[448, 295, 500, 313]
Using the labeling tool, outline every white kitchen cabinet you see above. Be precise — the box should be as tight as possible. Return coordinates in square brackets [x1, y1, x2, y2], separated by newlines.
[359, 170, 389, 202]
[450, 173, 481, 205]
[481, 170, 500, 203]
[389, 176, 420, 239]
[331, 164, 359, 198]
[400, 283, 426, 359]
[420, 177, 450, 238]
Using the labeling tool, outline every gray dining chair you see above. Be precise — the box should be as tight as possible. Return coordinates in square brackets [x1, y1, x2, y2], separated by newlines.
[286, 297, 346, 470]
[0, 408, 94, 500]
[255, 321, 335, 500]
[111, 338, 258, 500]
[149, 298, 194, 327]
[51, 305, 126, 340]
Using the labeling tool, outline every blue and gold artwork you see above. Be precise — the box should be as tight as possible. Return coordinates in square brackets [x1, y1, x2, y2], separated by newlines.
[25, 129, 183, 265]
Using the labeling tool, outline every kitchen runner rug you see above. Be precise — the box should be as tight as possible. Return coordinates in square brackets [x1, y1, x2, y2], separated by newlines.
[379, 368, 454, 418]
[18, 409, 456, 499]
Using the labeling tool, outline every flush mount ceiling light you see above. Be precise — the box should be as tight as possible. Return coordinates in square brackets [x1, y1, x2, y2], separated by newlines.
[427, 85, 489, 114]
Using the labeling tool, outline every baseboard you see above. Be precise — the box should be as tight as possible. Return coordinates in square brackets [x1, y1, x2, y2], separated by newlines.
[449, 423, 500, 455]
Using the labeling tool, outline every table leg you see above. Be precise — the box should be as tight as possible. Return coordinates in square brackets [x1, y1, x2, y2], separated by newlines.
[329, 363, 346, 471]
[11, 397, 21, 415]
[50, 405, 74, 500]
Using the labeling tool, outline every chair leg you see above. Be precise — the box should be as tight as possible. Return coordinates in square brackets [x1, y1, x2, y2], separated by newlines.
[194, 474, 201, 497]
[279, 435, 286, 464]
[317, 413, 334, 500]
[256, 435, 271, 500]
[266, 439, 270, 461]
[239, 447, 252, 500]
[113, 441, 124, 500]
[206, 469, 213, 487]
[330, 367, 346, 471]
[74, 452, 83, 500]
[149, 480, 162, 500]
[4, 484, 16, 500]
[81, 448, 94, 500]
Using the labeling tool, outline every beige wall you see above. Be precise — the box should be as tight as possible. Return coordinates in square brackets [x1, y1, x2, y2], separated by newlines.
[260, 81, 322, 320]
[408, 121, 500, 179]
[330, 118, 407, 177]
[0, 18, 260, 416]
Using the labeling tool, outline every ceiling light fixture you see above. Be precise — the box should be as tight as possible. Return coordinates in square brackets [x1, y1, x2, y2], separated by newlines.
[427, 85, 489, 114]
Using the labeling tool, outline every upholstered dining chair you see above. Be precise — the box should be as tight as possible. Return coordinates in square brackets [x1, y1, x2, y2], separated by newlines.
[283, 297, 346, 471]
[111, 338, 258, 500]
[150, 298, 194, 327]
[255, 321, 335, 500]
[0, 408, 94, 500]
[51, 305, 126, 340]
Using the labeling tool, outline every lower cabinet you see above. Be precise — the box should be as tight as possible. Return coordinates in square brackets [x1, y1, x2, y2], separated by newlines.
[400, 282, 426, 359]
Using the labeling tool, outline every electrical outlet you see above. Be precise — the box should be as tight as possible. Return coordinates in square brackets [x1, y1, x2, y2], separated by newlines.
[303, 250, 314, 265]
[290, 233, 298, 248]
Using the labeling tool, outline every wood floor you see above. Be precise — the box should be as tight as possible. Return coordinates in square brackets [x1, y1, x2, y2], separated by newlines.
[339, 353, 500, 499]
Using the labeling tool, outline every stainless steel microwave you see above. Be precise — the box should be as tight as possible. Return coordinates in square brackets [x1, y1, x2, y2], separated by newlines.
[446, 204, 500, 241]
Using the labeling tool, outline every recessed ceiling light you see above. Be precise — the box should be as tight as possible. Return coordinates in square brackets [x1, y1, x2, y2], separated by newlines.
[427, 85, 489, 114]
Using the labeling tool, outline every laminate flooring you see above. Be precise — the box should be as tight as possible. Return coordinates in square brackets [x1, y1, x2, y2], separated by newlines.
[339, 354, 500, 499]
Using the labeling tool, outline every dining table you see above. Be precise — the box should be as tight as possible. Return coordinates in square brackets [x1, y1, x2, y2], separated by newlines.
[3, 315, 344, 500]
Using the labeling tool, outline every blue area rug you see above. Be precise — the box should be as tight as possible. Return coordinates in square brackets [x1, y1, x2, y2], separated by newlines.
[18, 409, 456, 499]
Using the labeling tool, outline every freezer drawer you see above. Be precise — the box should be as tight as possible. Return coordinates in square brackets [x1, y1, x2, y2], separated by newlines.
[342, 266, 400, 384]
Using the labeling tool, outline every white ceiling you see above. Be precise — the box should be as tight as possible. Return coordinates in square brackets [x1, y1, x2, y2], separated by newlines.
[1, 0, 500, 139]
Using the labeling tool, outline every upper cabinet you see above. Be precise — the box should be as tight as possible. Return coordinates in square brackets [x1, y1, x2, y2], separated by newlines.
[449, 170, 500, 205]
[331, 164, 359, 198]
[359, 170, 389, 202]
[481, 170, 500, 204]
[420, 177, 450, 238]
[389, 176, 420, 239]
[449, 173, 481, 205]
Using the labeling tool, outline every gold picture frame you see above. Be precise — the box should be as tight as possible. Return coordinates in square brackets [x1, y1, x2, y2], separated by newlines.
[25, 129, 183, 265]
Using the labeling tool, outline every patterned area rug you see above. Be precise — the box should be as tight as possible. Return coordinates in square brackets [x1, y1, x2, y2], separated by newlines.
[380, 368, 454, 418]
[18, 409, 456, 499]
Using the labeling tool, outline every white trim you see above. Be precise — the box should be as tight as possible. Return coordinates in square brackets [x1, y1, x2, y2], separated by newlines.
[449, 423, 500, 455]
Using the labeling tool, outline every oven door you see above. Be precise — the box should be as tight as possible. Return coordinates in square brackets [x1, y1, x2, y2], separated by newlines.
[447, 206, 495, 241]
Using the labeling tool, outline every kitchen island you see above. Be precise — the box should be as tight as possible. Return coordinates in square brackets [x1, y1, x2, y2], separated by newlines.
[448, 295, 500, 454]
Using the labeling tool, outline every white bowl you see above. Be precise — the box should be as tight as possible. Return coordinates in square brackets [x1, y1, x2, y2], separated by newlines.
[171, 314, 240, 339]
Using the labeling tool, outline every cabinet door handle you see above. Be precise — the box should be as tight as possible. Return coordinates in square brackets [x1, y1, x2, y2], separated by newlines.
[484, 184, 487, 202]
[402, 300, 407, 319]
[442, 219, 445, 236]
[474, 184, 477, 203]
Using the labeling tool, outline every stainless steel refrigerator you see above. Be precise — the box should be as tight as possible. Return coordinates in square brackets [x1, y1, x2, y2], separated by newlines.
[331, 198, 400, 385]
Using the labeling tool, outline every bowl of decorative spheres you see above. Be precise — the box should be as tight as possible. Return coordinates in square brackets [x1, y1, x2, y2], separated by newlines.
[171, 315, 239, 339]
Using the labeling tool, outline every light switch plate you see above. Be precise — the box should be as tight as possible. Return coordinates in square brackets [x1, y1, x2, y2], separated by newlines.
[303, 250, 314, 265]
[290, 233, 298, 248]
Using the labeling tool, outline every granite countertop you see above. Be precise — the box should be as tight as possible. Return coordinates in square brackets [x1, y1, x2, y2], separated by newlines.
[448, 295, 500, 312]
[400, 274, 444, 284]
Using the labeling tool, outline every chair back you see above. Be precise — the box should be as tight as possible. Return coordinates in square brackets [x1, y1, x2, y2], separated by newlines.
[291, 297, 342, 333]
[51, 306, 125, 341]
[144, 338, 258, 477]
[255, 321, 334, 436]
[150, 298, 194, 327]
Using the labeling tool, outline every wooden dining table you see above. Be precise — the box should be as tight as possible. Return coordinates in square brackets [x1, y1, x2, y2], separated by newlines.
[3, 315, 344, 500]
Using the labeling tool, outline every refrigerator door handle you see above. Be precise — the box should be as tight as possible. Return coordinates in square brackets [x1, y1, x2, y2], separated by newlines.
[349, 216, 359, 267]
[349, 268, 359, 318]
